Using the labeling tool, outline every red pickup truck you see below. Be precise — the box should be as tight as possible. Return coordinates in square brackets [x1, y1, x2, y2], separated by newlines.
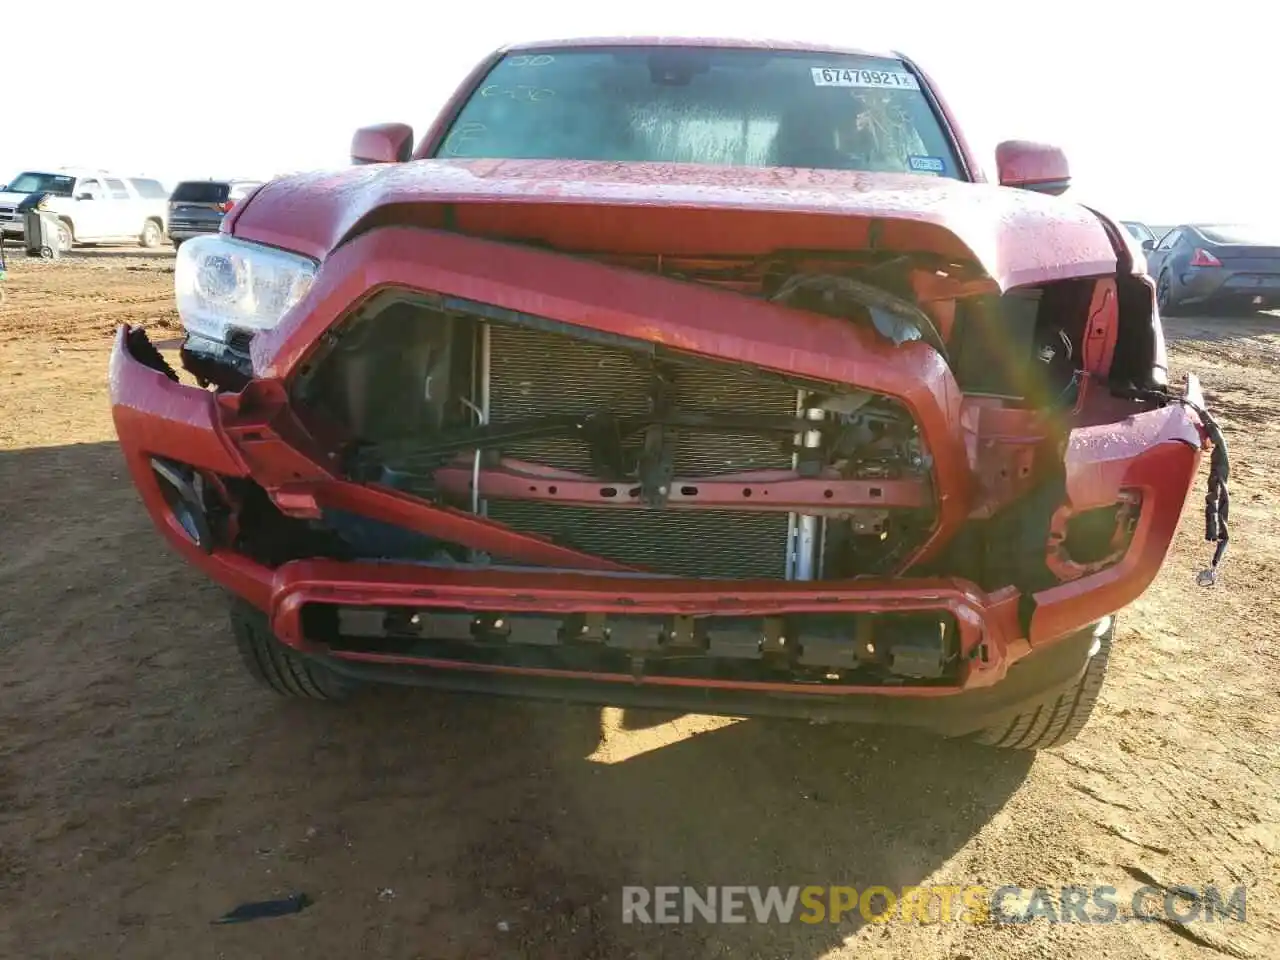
[109, 37, 1223, 750]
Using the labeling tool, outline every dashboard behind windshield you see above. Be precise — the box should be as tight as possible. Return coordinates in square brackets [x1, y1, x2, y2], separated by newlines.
[435, 47, 963, 179]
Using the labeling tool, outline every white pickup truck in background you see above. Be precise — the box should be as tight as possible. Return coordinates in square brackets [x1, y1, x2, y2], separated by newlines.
[0, 169, 169, 252]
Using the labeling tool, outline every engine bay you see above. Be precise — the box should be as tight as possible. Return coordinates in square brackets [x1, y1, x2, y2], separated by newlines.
[164, 229, 1183, 593]
[289, 290, 938, 580]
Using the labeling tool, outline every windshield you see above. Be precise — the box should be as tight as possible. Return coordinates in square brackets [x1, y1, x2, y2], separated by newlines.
[435, 47, 963, 179]
[5, 172, 76, 196]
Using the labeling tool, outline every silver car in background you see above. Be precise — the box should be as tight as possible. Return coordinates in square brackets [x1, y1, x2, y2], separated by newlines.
[1120, 220, 1156, 247]
[167, 179, 264, 248]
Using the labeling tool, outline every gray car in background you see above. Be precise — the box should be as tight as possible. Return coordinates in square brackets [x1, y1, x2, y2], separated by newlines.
[1144, 223, 1280, 315]
[1121, 220, 1156, 246]
[167, 179, 264, 248]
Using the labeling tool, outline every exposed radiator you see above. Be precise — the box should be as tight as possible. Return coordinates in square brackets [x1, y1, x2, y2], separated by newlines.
[484, 323, 797, 579]
[485, 502, 790, 579]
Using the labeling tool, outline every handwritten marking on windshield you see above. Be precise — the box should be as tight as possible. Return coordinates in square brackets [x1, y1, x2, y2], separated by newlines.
[480, 85, 555, 103]
[507, 55, 555, 67]
[443, 122, 488, 156]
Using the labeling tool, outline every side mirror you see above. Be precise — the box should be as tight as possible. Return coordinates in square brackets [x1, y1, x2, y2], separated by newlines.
[75, 191, 94, 201]
[351, 122, 415, 165]
[1141, 239, 1156, 254]
[995, 140, 1071, 196]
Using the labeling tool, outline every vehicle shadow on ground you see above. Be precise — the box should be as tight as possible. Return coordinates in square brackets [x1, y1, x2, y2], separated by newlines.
[0, 243, 173, 263]
[64, 246, 175, 260]
[0, 440, 1033, 960]
[226, 692, 1033, 958]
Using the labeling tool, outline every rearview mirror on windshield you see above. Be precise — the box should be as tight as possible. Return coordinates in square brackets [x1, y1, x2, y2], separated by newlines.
[995, 140, 1071, 196]
[351, 123, 415, 165]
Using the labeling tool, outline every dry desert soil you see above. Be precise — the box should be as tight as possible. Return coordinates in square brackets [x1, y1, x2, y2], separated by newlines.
[0, 246, 1276, 959]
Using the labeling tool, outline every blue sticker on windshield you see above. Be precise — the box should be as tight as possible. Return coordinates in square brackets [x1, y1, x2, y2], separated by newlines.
[908, 155, 945, 174]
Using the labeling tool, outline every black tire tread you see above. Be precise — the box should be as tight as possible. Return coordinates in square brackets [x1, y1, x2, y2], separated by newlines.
[973, 619, 1113, 751]
[229, 597, 354, 701]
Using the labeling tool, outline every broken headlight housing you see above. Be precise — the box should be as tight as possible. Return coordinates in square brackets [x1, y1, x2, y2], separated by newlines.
[174, 234, 316, 344]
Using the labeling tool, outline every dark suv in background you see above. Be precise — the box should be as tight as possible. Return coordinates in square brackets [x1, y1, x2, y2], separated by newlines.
[167, 179, 264, 248]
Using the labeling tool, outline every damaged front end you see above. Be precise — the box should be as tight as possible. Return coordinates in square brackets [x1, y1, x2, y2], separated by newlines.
[110, 213, 1211, 731]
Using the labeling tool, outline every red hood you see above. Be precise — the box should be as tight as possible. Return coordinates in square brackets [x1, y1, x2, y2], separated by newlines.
[230, 159, 1120, 291]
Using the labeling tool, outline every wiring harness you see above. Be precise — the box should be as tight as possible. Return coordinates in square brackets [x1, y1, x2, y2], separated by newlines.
[1112, 384, 1229, 586]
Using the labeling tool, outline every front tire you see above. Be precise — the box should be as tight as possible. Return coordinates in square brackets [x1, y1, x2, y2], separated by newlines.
[229, 597, 357, 701]
[140, 219, 162, 248]
[972, 617, 1114, 750]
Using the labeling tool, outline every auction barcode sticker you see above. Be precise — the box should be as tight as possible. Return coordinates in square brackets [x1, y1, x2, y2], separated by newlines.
[811, 67, 920, 90]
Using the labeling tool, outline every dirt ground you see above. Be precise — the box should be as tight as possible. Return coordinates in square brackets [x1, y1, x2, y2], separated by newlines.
[0, 245, 1276, 960]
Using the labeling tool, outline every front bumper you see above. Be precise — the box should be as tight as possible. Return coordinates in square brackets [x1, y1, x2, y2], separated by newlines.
[109, 313, 1205, 726]
[168, 222, 221, 242]
[315, 615, 1108, 734]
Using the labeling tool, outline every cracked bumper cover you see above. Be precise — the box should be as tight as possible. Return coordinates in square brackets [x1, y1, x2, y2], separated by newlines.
[109, 296, 1203, 729]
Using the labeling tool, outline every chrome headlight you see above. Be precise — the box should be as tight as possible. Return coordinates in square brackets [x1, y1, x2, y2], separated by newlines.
[174, 234, 316, 343]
